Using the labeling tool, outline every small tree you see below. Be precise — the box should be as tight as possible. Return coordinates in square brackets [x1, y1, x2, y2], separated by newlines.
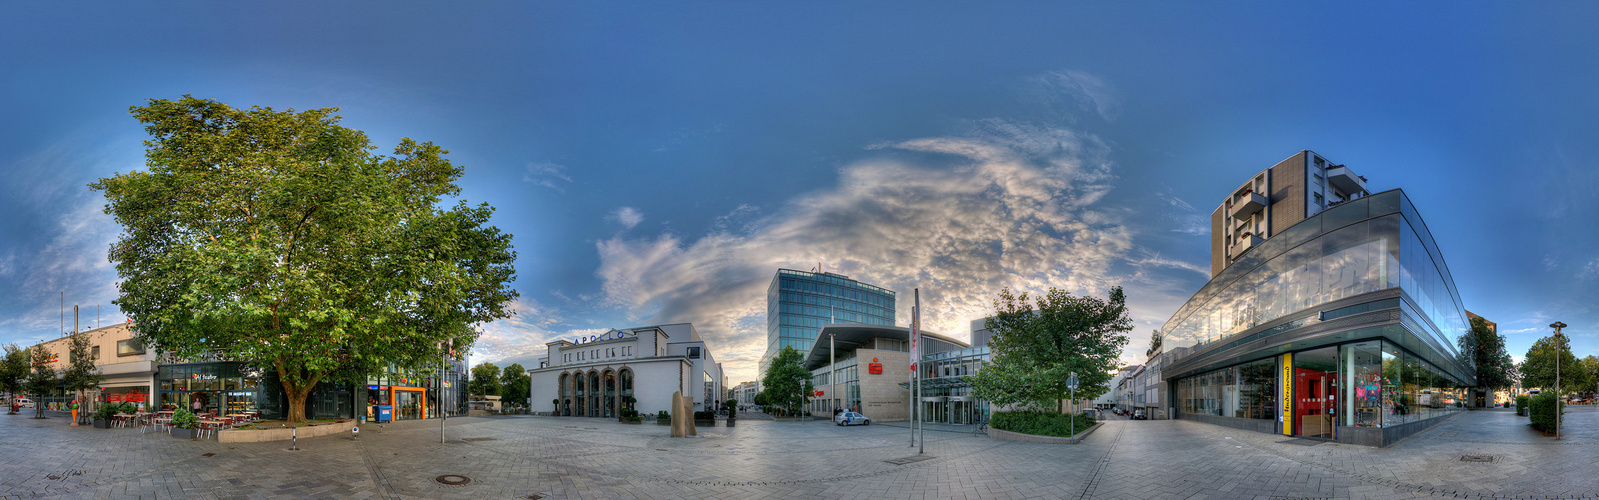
[760, 346, 813, 417]
[470, 362, 502, 398]
[499, 363, 530, 406]
[62, 332, 104, 420]
[0, 344, 27, 414]
[1145, 329, 1163, 358]
[970, 287, 1132, 411]
[25, 346, 56, 419]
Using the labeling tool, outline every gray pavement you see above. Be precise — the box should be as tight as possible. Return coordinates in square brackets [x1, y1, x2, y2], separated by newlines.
[2, 407, 1598, 499]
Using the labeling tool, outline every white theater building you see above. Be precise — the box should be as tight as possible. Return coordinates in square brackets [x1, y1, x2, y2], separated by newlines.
[529, 323, 724, 418]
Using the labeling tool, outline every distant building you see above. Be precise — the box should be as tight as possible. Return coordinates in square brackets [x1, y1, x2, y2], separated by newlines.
[761, 269, 895, 380]
[804, 324, 965, 421]
[26, 323, 156, 409]
[530, 323, 724, 418]
[735, 380, 759, 406]
[1211, 150, 1370, 277]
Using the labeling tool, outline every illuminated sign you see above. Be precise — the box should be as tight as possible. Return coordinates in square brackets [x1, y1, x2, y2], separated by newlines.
[575, 329, 635, 345]
[1280, 353, 1292, 435]
[868, 357, 883, 375]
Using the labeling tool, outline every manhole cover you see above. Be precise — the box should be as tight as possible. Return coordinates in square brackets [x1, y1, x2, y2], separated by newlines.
[884, 455, 936, 465]
[1460, 454, 1496, 463]
[461, 437, 496, 442]
[436, 475, 473, 486]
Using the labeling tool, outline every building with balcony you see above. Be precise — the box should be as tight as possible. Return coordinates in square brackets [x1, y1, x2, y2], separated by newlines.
[762, 269, 895, 380]
[1212, 150, 1370, 277]
[1166, 153, 1474, 447]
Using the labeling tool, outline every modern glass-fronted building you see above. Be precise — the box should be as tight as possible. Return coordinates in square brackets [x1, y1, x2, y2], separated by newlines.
[1165, 182, 1474, 446]
[763, 269, 895, 378]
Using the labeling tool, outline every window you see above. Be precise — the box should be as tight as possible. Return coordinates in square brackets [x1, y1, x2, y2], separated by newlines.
[92, 346, 100, 360]
[688, 347, 701, 359]
[1314, 192, 1325, 207]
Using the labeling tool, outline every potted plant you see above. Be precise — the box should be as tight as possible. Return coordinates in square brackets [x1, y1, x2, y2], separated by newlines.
[91, 403, 117, 429]
[619, 408, 642, 424]
[170, 408, 200, 439]
[722, 400, 738, 427]
[656, 410, 672, 425]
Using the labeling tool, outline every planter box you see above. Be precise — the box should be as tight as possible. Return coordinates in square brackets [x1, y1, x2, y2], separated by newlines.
[621, 419, 642, 425]
[217, 419, 356, 443]
[172, 427, 198, 440]
[656, 419, 672, 426]
[694, 420, 716, 427]
[93, 418, 110, 429]
[988, 422, 1102, 444]
[725, 419, 736, 427]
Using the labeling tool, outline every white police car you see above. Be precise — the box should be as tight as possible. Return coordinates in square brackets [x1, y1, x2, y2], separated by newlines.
[835, 411, 871, 426]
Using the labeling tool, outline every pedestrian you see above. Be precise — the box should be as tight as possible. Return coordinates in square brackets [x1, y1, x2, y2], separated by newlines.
[191, 398, 201, 413]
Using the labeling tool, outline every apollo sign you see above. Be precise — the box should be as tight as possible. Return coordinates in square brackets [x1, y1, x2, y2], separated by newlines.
[576, 330, 635, 344]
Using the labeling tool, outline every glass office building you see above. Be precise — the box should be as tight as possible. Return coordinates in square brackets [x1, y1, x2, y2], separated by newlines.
[763, 269, 895, 378]
[1163, 189, 1475, 446]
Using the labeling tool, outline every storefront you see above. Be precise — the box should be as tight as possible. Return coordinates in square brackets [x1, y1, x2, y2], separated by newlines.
[155, 362, 266, 414]
[364, 362, 468, 422]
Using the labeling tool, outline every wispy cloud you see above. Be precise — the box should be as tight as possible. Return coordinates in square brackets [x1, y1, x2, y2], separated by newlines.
[608, 207, 644, 230]
[523, 162, 573, 193]
[1580, 257, 1599, 280]
[1023, 70, 1122, 122]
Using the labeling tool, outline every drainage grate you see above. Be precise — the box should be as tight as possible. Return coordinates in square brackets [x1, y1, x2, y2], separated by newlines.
[656, 449, 669, 451]
[1439, 432, 1458, 437]
[1460, 454, 1496, 463]
[436, 474, 473, 486]
[202, 453, 216, 457]
[461, 437, 496, 442]
[884, 455, 936, 465]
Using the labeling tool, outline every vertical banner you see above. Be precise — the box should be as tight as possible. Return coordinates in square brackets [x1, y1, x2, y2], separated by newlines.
[1280, 353, 1293, 435]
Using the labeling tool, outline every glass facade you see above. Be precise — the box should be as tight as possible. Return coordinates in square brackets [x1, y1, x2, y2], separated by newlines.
[1165, 189, 1473, 439]
[916, 346, 991, 425]
[1176, 339, 1467, 429]
[156, 362, 267, 415]
[762, 269, 895, 377]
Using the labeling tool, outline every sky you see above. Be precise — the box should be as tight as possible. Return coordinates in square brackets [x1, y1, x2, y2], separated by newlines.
[2, 2, 1596, 385]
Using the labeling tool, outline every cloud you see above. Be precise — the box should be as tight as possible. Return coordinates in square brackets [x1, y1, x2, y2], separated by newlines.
[1024, 70, 1122, 122]
[1580, 258, 1599, 280]
[523, 162, 573, 193]
[470, 296, 606, 368]
[608, 207, 644, 230]
[1128, 249, 1208, 278]
[594, 118, 1135, 383]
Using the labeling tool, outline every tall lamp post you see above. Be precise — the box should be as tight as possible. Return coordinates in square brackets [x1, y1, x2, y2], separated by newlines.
[1552, 321, 1567, 440]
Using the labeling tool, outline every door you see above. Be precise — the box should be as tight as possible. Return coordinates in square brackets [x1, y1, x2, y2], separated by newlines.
[1293, 347, 1338, 439]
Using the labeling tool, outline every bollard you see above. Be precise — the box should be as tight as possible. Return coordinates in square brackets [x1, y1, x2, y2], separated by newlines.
[290, 426, 299, 451]
[352, 426, 359, 440]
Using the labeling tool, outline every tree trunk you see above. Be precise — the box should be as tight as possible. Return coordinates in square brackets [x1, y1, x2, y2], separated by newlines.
[282, 380, 312, 424]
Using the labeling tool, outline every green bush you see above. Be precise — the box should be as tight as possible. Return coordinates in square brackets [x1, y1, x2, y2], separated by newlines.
[657, 410, 670, 420]
[693, 410, 716, 420]
[171, 408, 199, 430]
[991, 411, 1096, 438]
[1515, 395, 1529, 416]
[1528, 393, 1564, 433]
[92, 403, 118, 420]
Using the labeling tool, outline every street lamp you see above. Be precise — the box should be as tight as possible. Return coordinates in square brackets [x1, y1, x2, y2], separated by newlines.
[1552, 321, 1567, 440]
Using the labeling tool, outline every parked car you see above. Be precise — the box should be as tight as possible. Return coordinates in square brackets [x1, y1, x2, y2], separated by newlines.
[835, 411, 871, 426]
[1132, 409, 1146, 420]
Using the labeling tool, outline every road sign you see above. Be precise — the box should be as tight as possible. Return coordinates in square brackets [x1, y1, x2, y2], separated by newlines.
[1066, 372, 1079, 391]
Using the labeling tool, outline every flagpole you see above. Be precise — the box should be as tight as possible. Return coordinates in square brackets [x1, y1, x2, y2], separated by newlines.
[915, 288, 923, 455]
[909, 300, 916, 448]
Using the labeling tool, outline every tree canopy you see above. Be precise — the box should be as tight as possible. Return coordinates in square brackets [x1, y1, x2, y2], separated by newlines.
[63, 332, 103, 414]
[0, 344, 27, 412]
[759, 345, 812, 414]
[470, 362, 502, 397]
[970, 286, 1132, 411]
[499, 363, 530, 405]
[25, 346, 55, 418]
[91, 96, 518, 423]
[1457, 316, 1514, 392]
[1521, 334, 1590, 395]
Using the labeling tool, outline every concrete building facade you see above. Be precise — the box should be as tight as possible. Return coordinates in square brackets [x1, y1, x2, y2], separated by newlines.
[530, 323, 724, 418]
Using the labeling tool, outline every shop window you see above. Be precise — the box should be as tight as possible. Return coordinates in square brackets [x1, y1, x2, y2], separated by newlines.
[117, 339, 145, 356]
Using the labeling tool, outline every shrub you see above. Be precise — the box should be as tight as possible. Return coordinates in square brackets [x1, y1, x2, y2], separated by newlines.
[1515, 395, 1529, 416]
[990, 410, 1096, 438]
[694, 410, 716, 420]
[1529, 393, 1564, 433]
[657, 410, 670, 420]
[92, 403, 118, 420]
[171, 408, 199, 430]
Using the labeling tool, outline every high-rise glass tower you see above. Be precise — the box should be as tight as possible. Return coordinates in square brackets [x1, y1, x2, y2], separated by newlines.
[761, 269, 895, 379]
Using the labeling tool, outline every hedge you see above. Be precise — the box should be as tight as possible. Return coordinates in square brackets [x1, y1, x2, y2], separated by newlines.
[1528, 393, 1564, 433]
[1515, 395, 1529, 416]
[991, 411, 1095, 438]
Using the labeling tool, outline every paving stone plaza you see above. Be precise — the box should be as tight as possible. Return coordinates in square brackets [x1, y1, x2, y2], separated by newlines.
[2, 408, 1597, 499]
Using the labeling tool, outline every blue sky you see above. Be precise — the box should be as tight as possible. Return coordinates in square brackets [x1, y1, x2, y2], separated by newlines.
[2, 2, 1596, 384]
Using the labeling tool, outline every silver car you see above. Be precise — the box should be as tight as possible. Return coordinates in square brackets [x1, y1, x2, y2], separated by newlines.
[835, 411, 871, 426]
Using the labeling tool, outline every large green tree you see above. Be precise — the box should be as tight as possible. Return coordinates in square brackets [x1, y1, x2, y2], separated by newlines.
[0, 344, 27, 414]
[499, 363, 529, 406]
[91, 96, 518, 423]
[970, 287, 1132, 411]
[1457, 316, 1514, 394]
[759, 346, 813, 416]
[62, 333, 103, 421]
[470, 362, 502, 398]
[1521, 334, 1590, 396]
[1581, 355, 1599, 397]
[25, 346, 56, 419]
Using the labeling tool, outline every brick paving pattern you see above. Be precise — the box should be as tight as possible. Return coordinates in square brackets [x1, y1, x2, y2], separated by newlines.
[2, 407, 1597, 499]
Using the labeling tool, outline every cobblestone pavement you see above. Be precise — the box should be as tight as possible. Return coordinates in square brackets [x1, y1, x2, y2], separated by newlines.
[2, 407, 1597, 499]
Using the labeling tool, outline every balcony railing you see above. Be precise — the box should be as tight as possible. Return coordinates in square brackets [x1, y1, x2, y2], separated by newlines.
[1327, 165, 1366, 195]
[1229, 233, 1263, 258]
[1228, 192, 1266, 219]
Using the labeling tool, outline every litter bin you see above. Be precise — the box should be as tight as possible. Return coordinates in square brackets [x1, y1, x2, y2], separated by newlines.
[376, 405, 392, 423]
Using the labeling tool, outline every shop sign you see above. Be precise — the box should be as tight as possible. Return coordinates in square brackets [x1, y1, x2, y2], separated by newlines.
[1280, 353, 1292, 435]
[868, 357, 883, 375]
[190, 374, 217, 381]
